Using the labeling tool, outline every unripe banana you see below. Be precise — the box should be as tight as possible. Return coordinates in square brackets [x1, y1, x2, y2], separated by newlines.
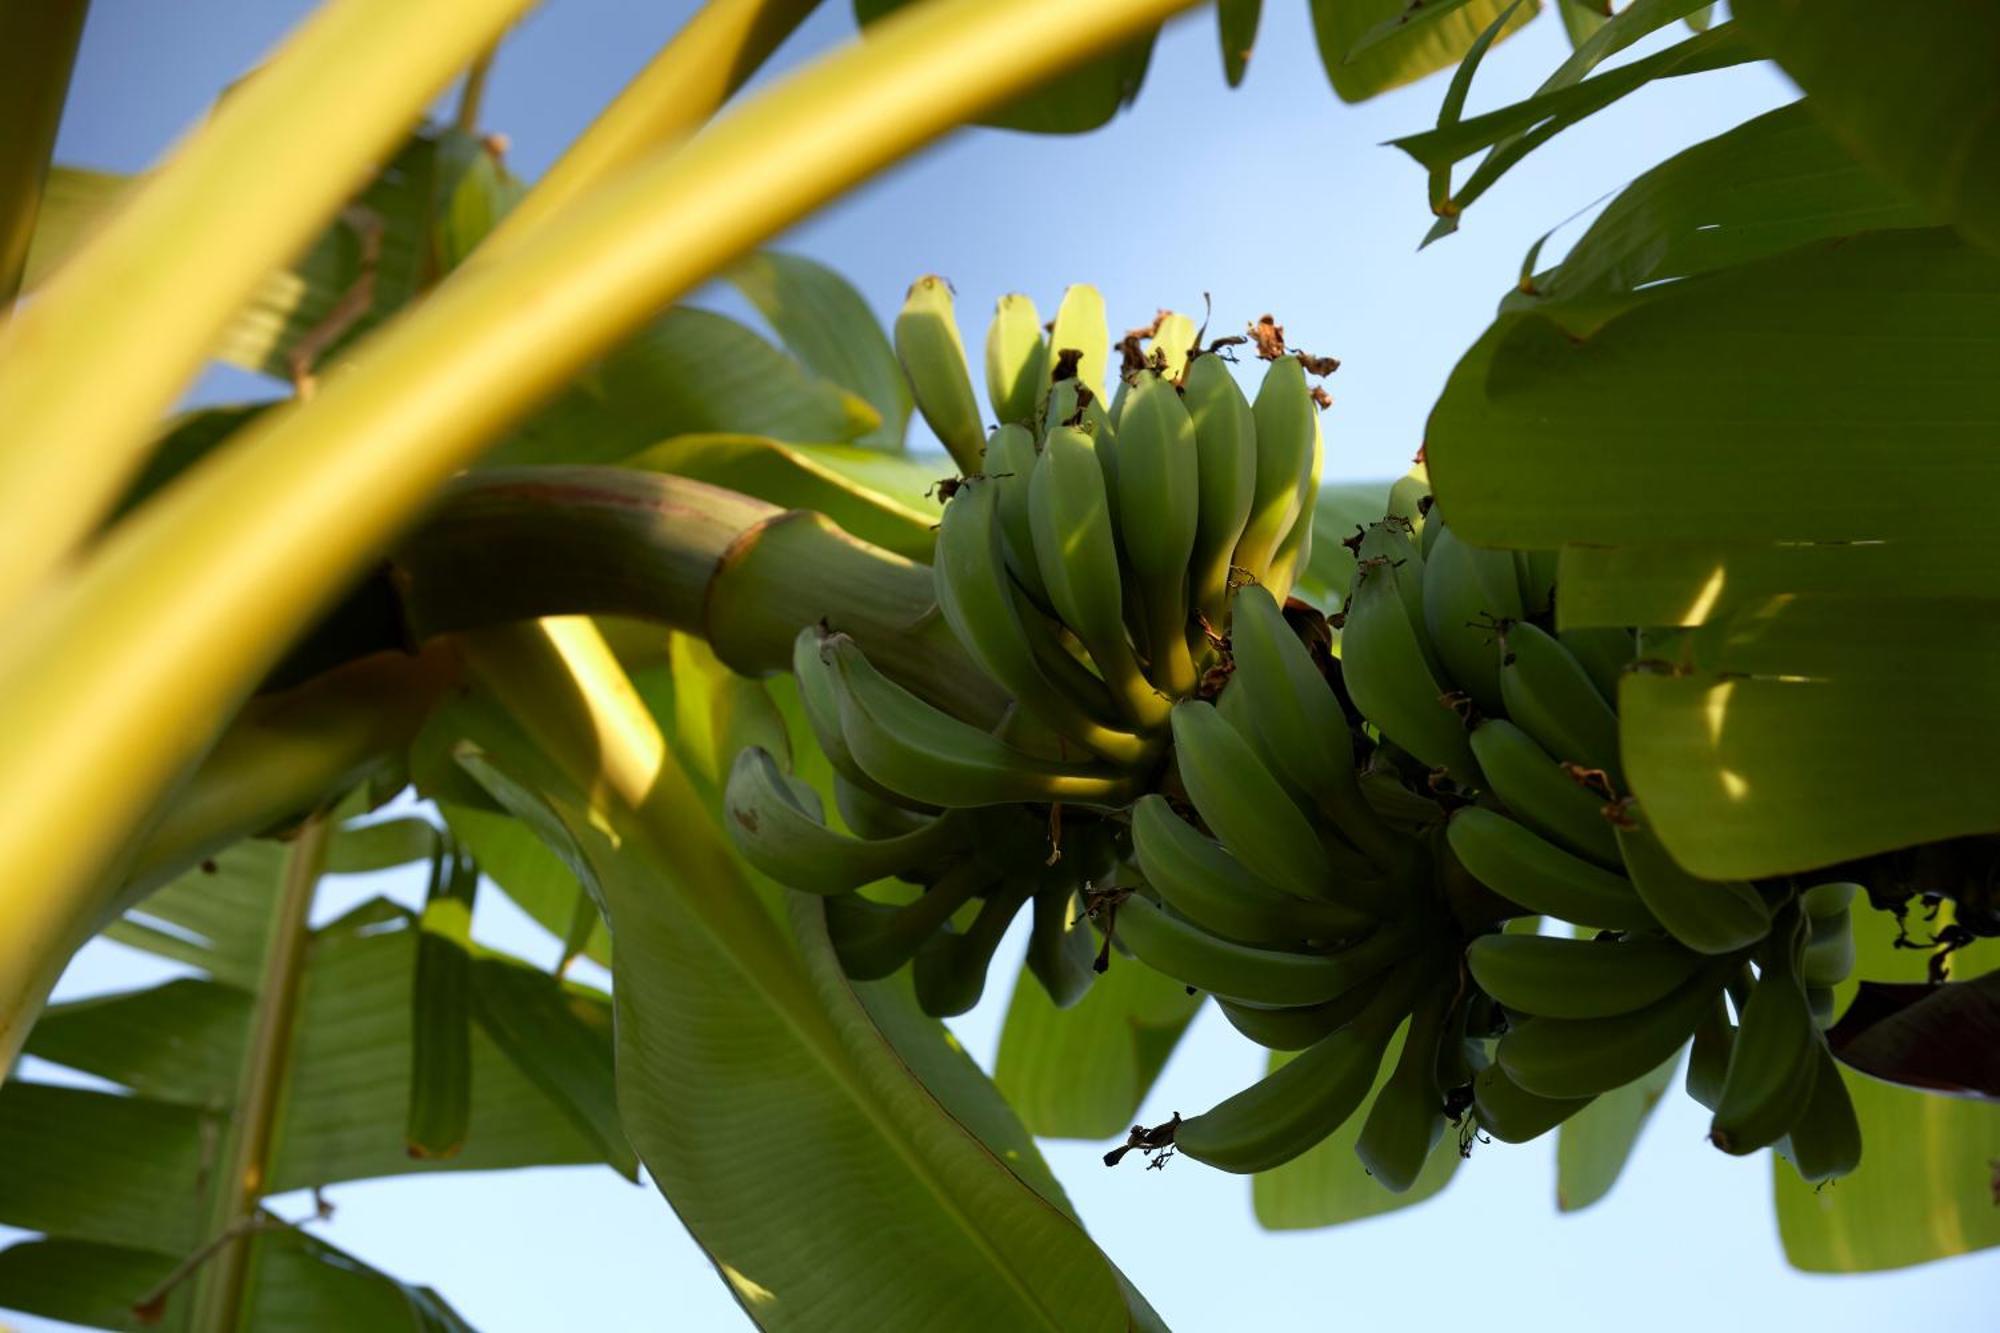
[1515, 548, 1558, 617]
[825, 861, 989, 979]
[1048, 284, 1111, 404]
[1152, 311, 1198, 382]
[1354, 976, 1452, 1192]
[1029, 425, 1167, 731]
[833, 770, 932, 841]
[1468, 718, 1621, 867]
[1422, 523, 1522, 715]
[1802, 881, 1858, 919]
[1355, 519, 1441, 679]
[1783, 1042, 1862, 1183]
[723, 747, 962, 893]
[1472, 1061, 1593, 1143]
[792, 625, 930, 810]
[1131, 794, 1371, 947]
[1024, 875, 1096, 1009]
[1466, 931, 1705, 1020]
[1614, 805, 1772, 955]
[817, 630, 1139, 808]
[1710, 909, 1820, 1155]
[1497, 959, 1732, 1100]
[1558, 626, 1635, 705]
[1801, 906, 1856, 988]
[1445, 807, 1655, 932]
[983, 423, 1053, 607]
[1111, 892, 1411, 1008]
[1115, 374, 1202, 696]
[1341, 549, 1482, 785]
[933, 480, 1152, 766]
[1217, 989, 1375, 1051]
[1684, 992, 1734, 1111]
[1227, 584, 1402, 871]
[985, 293, 1050, 428]
[895, 275, 986, 475]
[914, 879, 1035, 1016]
[1172, 699, 1381, 906]
[1182, 354, 1258, 627]
[1263, 411, 1321, 605]
[1234, 356, 1316, 583]
[1498, 620, 1624, 787]
[1174, 963, 1422, 1174]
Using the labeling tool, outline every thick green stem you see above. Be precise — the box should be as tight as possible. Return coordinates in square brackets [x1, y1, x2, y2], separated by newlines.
[188, 811, 331, 1333]
[396, 467, 1004, 723]
[0, 0, 89, 309]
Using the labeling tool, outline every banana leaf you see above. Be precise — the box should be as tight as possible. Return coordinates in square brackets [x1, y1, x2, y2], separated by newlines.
[1311, 0, 1538, 105]
[1555, 1051, 1678, 1212]
[993, 956, 1203, 1140]
[1733, 0, 2000, 256]
[2, 818, 632, 1330]
[1773, 907, 1999, 1271]
[439, 642, 1157, 1331]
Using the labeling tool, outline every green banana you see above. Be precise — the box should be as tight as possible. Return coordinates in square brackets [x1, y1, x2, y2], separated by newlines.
[1111, 892, 1409, 1009]
[1171, 699, 1382, 904]
[1340, 549, 1481, 785]
[983, 422, 1053, 607]
[895, 275, 986, 475]
[791, 625, 929, 810]
[1048, 283, 1110, 404]
[1263, 411, 1321, 605]
[1710, 909, 1820, 1155]
[1465, 931, 1705, 1020]
[825, 862, 989, 980]
[1684, 992, 1734, 1111]
[1174, 963, 1422, 1174]
[1445, 807, 1655, 932]
[1227, 584, 1401, 870]
[723, 747, 962, 893]
[1182, 354, 1258, 628]
[1468, 718, 1621, 867]
[1806, 985, 1836, 1029]
[1801, 881, 1858, 919]
[1024, 876, 1096, 1009]
[1614, 806, 1772, 955]
[1472, 1061, 1593, 1143]
[1028, 424, 1166, 731]
[1515, 548, 1558, 617]
[1784, 1043, 1862, 1183]
[914, 879, 1035, 1017]
[817, 630, 1137, 808]
[1114, 373, 1201, 697]
[1801, 906, 1856, 988]
[1421, 523, 1522, 715]
[933, 480, 1152, 766]
[1217, 989, 1375, 1051]
[1497, 620, 1625, 787]
[1131, 794, 1371, 947]
[985, 293, 1049, 428]
[1497, 959, 1731, 1099]
[1152, 312, 1198, 381]
[1234, 356, 1316, 583]
[833, 770, 932, 841]
[1558, 626, 1634, 706]
[1354, 974, 1452, 1192]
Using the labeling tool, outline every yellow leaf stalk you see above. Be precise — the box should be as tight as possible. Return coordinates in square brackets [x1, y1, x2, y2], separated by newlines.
[0, 0, 1199, 1067]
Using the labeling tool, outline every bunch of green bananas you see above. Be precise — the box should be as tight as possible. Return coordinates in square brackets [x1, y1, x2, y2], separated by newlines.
[1108, 489, 1863, 1188]
[723, 278, 1334, 1016]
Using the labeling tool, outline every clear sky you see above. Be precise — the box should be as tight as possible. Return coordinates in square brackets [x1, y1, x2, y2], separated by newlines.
[11, 2, 1997, 1330]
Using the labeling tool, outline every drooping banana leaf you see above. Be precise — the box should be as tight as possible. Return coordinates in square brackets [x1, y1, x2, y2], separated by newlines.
[1311, 0, 1538, 105]
[443, 623, 1161, 1330]
[1, 817, 632, 1331]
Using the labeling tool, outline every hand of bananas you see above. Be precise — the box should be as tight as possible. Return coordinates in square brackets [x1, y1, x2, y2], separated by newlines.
[726, 275, 1876, 1198]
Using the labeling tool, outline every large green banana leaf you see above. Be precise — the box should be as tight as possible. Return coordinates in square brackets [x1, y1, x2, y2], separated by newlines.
[436, 629, 1161, 1332]
[1733, 0, 2000, 257]
[1, 819, 631, 1330]
[1554, 1052, 1677, 1213]
[1312, 0, 1538, 105]
[1775, 911, 1998, 1271]
[993, 956, 1203, 1140]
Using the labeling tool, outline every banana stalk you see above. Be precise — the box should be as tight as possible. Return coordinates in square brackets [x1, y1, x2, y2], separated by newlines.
[0, 0, 1198, 1066]
[396, 466, 1006, 725]
[0, 0, 538, 611]
[0, 0, 89, 309]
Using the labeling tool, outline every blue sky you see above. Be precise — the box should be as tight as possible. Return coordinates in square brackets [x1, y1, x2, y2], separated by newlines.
[12, 2, 1997, 1330]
